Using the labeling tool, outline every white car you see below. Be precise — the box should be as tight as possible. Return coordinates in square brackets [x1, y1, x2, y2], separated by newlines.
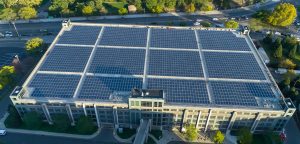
[5, 31, 13, 37]
[212, 18, 219, 21]
[0, 130, 6, 136]
[194, 22, 200, 26]
[196, 19, 202, 22]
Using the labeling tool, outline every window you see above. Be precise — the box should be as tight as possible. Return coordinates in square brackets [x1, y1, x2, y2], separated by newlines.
[141, 101, 152, 107]
[135, 101, 140, 106]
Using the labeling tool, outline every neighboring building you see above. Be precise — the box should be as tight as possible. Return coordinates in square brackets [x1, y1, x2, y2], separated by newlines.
[10, 22, 295, 134]
[258, 47, 270, 64]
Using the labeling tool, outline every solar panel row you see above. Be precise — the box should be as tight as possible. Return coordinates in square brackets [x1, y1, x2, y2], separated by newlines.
[57, 26, 101, 45]
[29, 74, 80, 98]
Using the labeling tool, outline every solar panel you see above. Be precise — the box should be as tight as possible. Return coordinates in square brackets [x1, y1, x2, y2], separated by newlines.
[204, 52, 266, 80]
[99, 27, 148, 47]
[150, 29, 198, 49]
[57, 26, 101, 45]
[40, 46, 92, 72]
[211, 81, 276, 106]
[148, 50, 203, 77]
[147, 78, 210, 104]
[29, 74, 80, 98]
[198, 30, 250, 51]
[89, 47, 145, 75]
[79, 76, 143, 100]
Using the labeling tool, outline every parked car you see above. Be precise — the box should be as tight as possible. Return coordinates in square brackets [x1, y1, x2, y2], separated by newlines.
[242, 16, 249, 20]
[194, 22, 200, 26]
[0, 130, 6, 136]
[212, 18, 219, 21]
[0, 32, 4, 38]
[5, 31, 13, 37]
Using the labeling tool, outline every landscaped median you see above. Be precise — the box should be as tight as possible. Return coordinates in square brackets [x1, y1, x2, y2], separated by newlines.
[4, 106, 98, 136]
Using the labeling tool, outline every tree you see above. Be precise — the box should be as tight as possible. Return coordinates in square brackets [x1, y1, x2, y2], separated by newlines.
[75, 116, 96, 134]
[237, 128, 252, 144]
[23, 111, 43, 130]
[267, 3, 297, 27]
[165, 0, 176, 9]
[18, 0, 42, 7]
[273, 37, 282, 48]
[18, 7, 37, 20]
[263, 34, 273, 44]
[0, 0, 18, 8]
[185, 3, 195, 13]
[5, 105, 22, 128]
[289, 45, 297, 58]
[284, 77, 291, 86]
[200, 4, 214, 11]
[82, 6, 93, 16]
[48, 0, 75, 17]
[0, 8, 17, 21]
[0, 66, 15, 90]
[25, 37, 44, 53]
[118, 8, 128, 15]
[176, 0, 186, 9]
[225, 20, 239, 29]
[129, 0, 142, 11]
[185, 124, 197, 141]
[151, 5, 164, 14]
[213, 130, 225, 144]
[274, 44, 283, 59]
[146, 0, 158, 11]
[280, 59, 296, 69]
[52, 114, 70, 132]
[283, 36, 299, 50]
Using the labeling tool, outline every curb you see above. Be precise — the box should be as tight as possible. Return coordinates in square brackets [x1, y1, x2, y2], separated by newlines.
[6, 128, 101, 139]
[112, 129, 135, 143]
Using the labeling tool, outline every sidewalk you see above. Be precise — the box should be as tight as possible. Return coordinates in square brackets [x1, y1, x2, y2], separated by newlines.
[0, 0, 279, 25]
[6, 128, 101, 139]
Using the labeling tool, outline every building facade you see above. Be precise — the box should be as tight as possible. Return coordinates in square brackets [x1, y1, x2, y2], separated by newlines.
[10, 22, 296, 133]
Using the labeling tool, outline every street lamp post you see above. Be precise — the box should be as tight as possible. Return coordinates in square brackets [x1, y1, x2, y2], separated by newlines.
[11, 21, 20, 38]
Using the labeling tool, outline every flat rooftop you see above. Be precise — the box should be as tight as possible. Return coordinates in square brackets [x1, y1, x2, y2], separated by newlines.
[21, 23, 284, 110]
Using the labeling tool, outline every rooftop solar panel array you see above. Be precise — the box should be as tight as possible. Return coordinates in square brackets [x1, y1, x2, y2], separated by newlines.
[28, 24, 278, 108]
[147, 78, 210, 104]
[210, 81, 276, 106]
[29, 74, 80, 98]
[148, 50, 203, 77]
[99, 27, 148, 47]
[79, 76, 143, 100]
[89, 48, 146, 75]
[198, 30, 250, 51]
[57, 26, 101, 45]
[150, 29, 198, 49]
[40, 46, 93, 72]
[204, 52, 266, 80]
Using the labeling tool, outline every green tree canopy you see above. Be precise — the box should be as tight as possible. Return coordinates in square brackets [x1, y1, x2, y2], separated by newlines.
[146, 0, 157, 11]
[213, 130, 225, 144]
[238, 128, 253, 144]
[23, 111, 43, 130]
[0, 8, 17, 21]
[273, 37, 282, 48]
[267, 3, 297, 27]
[0, 66, 15, 90]
[225, 20, 239, 29]
[185, 3, 195, 13]
[263, 34, 273, 44]
[289, 45, 297, 58]
[75, 116, 96, 134]
[18, 7, 37, 20]
[18, 0, 42, 7]
[5, 105, 22, 128]
[283, 36, 299, 50]
[118, 7, 128, 15]
[274, 44, 283, 59]
[0, 0, 18, 8]
[52, 114, 70, 132]
[25, 37, 44, 53]
[185, 124, 197, 141]
[280, 59, 296, 69]
[82, 5, 93, 15]
[151, 5, 164, 14]
[165, 0, 176, 9]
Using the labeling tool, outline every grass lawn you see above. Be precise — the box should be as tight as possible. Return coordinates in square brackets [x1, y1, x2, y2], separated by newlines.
[145, 136, 156, 144]
[4, 115, 97, 135]
[150, 129, 162, 140]
[117, 128, 136, 139]
[249, 19, 277, 32]
[103, 2, 128, 14]
[252, 134, 273, 144]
